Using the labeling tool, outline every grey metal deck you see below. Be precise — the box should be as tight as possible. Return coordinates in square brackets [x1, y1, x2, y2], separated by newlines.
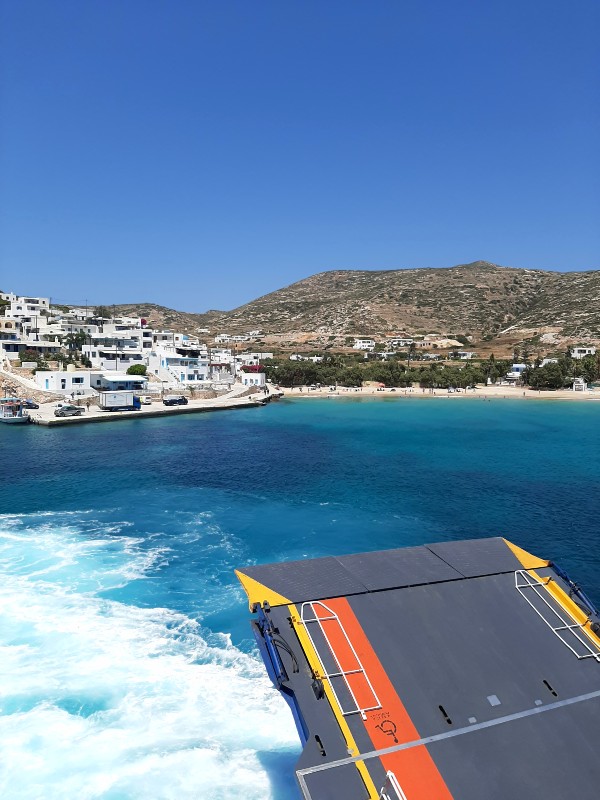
[237, 537, 600, 799]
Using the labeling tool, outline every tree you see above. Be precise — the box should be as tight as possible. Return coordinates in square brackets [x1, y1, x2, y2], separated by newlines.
[19, 349, 43, 365]
[94, 305, 111, 320]
[527, 363, 566, 390]
[63, 332, 87, 352]
[126, 364, 147, 376]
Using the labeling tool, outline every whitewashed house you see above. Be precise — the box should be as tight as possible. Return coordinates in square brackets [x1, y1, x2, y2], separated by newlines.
[506, 363, 528, 382]
[353, 338, 375, 351]
[147, 343, 210, 386]
[35, 368, 94, 396]
[571, 347, 596, 360]
[239, 371, 266, 387]
[5, 296, 50, 319]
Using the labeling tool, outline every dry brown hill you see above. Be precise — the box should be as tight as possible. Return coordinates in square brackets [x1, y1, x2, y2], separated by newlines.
[110, 261, 600, 348]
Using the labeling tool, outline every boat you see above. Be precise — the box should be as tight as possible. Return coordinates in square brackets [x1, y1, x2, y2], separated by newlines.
[0, 397, 30, 424]
[236, 537, 600, 799]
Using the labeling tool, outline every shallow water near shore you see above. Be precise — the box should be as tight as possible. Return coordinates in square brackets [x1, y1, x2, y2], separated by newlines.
[1, 398, 599, 798]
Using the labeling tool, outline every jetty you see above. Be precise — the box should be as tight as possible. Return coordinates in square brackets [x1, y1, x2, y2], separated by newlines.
[27, 385, 281, 427]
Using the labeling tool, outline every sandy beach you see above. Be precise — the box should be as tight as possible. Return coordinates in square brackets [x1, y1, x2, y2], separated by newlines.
[280, 384, 600, 401]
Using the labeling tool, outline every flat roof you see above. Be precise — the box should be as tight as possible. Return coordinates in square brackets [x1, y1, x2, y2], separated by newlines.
[237, 538, 600, 799]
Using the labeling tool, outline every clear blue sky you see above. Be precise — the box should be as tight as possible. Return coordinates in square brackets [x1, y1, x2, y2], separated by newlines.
[1, 1, 598, 312]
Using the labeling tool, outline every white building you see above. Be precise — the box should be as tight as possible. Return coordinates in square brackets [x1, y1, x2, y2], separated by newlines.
[82, 326, 153, 370]
[35, 369, 149, 396]
[571, 347, 596, 360]
[5, 296, 50, 319]
[458, 351, 477, 360]
[214, 333, 250, 344]
[353, 338, 376, 351]
[0, 332, 61, 362]
[91, 371, 149, 393]
[239, 371, 266, 387]
[35, 369, 94, 396]
[238, 351, 273, 365]
[506, 363, 528, 381]
[387, 338, 414, 348]
[147, 343, 210, 386]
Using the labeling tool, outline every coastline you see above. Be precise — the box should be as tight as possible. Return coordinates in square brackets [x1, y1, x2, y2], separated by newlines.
[279, 384, 600, 402]
[26, 394, 268, 426]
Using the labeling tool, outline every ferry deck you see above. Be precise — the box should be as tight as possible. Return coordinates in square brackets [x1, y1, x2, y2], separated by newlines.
[236, 537, 600, 799]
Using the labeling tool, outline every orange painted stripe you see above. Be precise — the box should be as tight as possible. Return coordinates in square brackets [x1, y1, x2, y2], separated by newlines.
[324, 596, 454, 800]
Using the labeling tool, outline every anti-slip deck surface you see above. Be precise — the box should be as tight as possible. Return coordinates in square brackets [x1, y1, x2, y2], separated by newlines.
[237, 538, 600, 799]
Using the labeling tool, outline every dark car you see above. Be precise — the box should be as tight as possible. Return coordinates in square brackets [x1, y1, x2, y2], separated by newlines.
[163, 396, 188, 406]
[23, 399, 40, 409]
[54, 405, 84, 417]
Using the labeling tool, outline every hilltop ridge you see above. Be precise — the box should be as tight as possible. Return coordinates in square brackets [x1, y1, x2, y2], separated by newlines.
[108, 261, 600, 348]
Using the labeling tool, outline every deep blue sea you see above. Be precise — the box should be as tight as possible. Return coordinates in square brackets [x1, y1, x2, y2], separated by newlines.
[1, 397, 599, 799]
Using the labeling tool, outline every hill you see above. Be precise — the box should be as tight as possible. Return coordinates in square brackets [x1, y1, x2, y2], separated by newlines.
[110, 261, 600, 349]
[200, 261, 600, 345]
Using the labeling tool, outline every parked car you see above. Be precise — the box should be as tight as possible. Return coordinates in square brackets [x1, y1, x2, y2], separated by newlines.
[23, 399, 39, 409]
[139, 395, 153, 405]
[163, 396, 188, 406]
[54, 405, 84, 417]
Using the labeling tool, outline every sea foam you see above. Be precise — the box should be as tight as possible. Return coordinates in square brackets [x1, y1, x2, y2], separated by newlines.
[0, 513, 298, 799]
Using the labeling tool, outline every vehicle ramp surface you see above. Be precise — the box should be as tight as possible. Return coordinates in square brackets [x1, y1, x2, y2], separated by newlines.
[236, 537, 600, 799]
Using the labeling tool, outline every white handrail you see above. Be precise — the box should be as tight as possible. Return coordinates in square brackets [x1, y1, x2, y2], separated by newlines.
[515, 570, 600, 662]
[300, 600, 381, 719]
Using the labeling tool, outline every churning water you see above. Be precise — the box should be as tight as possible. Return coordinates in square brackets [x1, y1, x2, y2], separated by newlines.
[1, 398, 599, 798]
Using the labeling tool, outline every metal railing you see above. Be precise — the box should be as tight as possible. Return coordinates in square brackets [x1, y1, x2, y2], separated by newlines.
[300, 600, 381, 720]
[515, 570, 600, 662]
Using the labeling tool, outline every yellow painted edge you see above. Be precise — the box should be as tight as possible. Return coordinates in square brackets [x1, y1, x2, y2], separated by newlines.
[234, 569, 292, 610]
[505, 536, 600, 650]
[527, 567, 600, 652]
[506, 538, 600, 650]
[503, 538, 549, 570]
[287, 604, 380, 800]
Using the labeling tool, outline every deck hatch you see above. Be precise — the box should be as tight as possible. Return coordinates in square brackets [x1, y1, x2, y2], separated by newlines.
[300, 600, 382, 719]
[515, 570, 600, 662]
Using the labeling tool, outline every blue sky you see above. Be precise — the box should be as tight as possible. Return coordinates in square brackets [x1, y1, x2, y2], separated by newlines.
[1, 1, 598, 312]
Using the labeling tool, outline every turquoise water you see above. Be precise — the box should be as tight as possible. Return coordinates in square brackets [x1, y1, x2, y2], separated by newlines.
[1, 397, 599, 798]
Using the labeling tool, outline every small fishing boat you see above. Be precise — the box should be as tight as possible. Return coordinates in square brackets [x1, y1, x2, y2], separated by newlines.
[0, 397, 30, 424]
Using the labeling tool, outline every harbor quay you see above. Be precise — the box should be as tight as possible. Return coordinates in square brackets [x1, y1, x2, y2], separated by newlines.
[26, 390, 275, 427]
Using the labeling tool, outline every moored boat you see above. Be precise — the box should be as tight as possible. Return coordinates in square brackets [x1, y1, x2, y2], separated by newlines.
[0, 397, 30, 424]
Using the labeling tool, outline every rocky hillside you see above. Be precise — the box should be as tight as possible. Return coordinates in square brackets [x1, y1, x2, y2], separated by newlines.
[107, 302, 220, 333]
[200, 261, 600, 343]
[109, 261, 600, 347]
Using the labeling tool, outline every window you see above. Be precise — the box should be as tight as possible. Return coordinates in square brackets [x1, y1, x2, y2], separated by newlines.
[72, 378, 84, 384]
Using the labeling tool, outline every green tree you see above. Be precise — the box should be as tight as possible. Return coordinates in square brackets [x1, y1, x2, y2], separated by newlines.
[63, 332, 87, 352]
[575, 355, 598, 383]
[126, 364, 147, 376]
[527, 362, 566, 390]
[19, 349, 43, 365]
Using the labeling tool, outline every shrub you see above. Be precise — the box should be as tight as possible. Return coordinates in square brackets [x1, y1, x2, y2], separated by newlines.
[126, 364, 147, 376]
